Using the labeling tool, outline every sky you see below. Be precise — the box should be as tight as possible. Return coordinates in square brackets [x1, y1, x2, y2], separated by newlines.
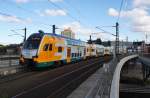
[0, 0, 150, 45]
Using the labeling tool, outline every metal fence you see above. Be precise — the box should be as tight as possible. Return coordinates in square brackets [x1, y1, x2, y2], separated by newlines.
[0, 54, 20, 68]
[85, 53, 137, 98]
[85, 57, 118, 98]
[110, 55, 138, 98]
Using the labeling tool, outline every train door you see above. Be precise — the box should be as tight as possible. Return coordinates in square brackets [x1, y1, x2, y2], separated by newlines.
[84, 48, 86, 59]
[148, 47, 150, 53]
[67, 47, 71, 63]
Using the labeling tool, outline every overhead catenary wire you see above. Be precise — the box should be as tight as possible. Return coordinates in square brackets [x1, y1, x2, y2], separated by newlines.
[13, 0, 89, 30]
[0, 10, 55, 31]
[48, 0, 91, 28]
[96, 26, 116, 36]
[15, 5, 37, 15]
[117, 0, 124, 22]
[63, 0, 81, 15]
[124, 0, 128, 10]
[12, 0, 84, 28]
[0, 11, 58, 37]
[62, 0, 93, 28]
[2, 0, 93, 34]
[2, 0, 37, 15]
[2, 0, 93, 30]
[95, 0, 127, 39]
[48, 0, 80, 22]
[0, 0, 57, 30]
[62, 0, 82, 20]
[2, 0, 89, 32]
[0, 11, 26, 21]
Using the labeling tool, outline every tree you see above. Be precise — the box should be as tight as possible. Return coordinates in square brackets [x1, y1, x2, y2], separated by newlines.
[87, 39, 92, 44]
[107, 40, 111, 46]
[95, 38, 102, 45]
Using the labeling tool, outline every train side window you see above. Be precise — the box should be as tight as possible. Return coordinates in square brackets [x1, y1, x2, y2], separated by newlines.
[43, 44, 49, 51]
[72, 53, 74, 57]
[92, 49, 95, 52]
[76, 53, 78, 57]
[58, 47, 62, 53]
[49, 44, 52, 51]
[84, 48, 86, 55]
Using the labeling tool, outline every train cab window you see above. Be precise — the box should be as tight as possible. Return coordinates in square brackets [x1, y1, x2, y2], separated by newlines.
[23, 33, 43, 49]
[49, 44, 52, 51]
[43, 44, 49, 51]
[92, 49, 95, 52]
[58, 47, 62, 53]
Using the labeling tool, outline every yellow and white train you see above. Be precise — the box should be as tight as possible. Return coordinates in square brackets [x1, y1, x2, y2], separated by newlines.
[20, 31, 108, 68]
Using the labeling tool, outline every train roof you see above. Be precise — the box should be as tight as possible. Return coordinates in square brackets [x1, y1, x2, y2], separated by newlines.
[46, 33, 87, 46]
[44, 33, 84, 42]
[32, 32, 86, 46]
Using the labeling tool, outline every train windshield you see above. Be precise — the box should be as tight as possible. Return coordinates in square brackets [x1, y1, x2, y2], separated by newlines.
[23, 34, 43, 49]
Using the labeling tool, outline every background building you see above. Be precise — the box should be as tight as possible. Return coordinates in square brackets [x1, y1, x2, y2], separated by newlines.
[61, 28, 75, 39]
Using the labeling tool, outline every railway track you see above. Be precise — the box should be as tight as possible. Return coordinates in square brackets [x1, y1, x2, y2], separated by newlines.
[120, 86, 150, 93]
[0, 57, 110, 98]
[12, 58, 104, 98]
[0, 57, 101, 84]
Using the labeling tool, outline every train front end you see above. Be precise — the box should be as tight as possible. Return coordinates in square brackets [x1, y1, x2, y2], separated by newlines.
[19, 33, 43, 67]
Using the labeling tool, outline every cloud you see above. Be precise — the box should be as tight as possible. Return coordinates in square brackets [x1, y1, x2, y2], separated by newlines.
[15, 0, 63, 3]
[133, 0, 150, 7]
[61, 21, 92, 40]
[49, 0, 63, 2]
[15, 0, 49, 3]
[15, 0, 30, 3]
[108, 8, 148, 18]
[40, 9, 67, 16]
[0, 15, 32, 24]
[61, 21, 116, 41]
[108, 8, 119, 17]
[108, 0, 150, 33]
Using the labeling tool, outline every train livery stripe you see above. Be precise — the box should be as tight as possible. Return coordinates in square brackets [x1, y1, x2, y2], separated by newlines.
[21, 33, 112, 68]
[34, 35, 65, 64]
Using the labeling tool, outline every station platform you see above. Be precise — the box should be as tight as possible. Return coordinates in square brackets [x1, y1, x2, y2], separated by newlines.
[67, 61, 111, 98]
